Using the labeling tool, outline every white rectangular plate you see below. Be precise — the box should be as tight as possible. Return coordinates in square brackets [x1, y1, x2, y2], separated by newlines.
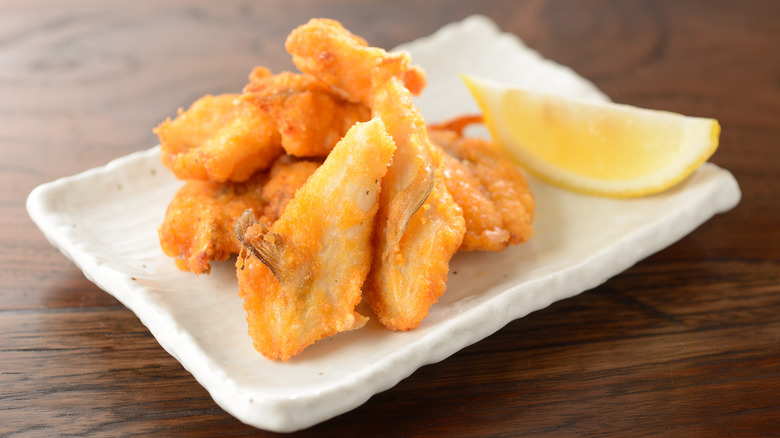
[27, 15, 740, 433]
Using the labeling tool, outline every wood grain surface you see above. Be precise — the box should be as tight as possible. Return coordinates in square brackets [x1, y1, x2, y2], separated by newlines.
[3, 0, 779, 435]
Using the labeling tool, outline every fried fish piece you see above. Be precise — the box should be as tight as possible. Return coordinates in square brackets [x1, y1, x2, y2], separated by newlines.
[242, 67, 370, 157]
[258, 155, 321, 226]
[158, 156, 319, 274]
[158, 173, 267, 275]
[285, 18, 426, 104]
[155, 94, 283, 182]
[429, 123, 535, 251]
[363, 75, 466, 331]
[235, 119, 395, 361]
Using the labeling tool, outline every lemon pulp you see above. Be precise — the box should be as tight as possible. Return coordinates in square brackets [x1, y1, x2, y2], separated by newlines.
[464, 75, 720, 197]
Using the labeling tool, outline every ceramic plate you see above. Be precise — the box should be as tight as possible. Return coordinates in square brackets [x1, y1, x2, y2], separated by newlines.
[27, 15, 740, 432]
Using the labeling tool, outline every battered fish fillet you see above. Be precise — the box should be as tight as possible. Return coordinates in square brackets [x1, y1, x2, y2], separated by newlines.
[258, 155, 321, 227]
[235, 119, 395, 361]
[155, 94, 283, 182]
[242, 67, 370, 157]
[158, 173, 267, 275]
[364, 75, 466, 331]
[285, 18, 426, 104]
[243, 65, 331, 95]
[429, 125, 535, 251]
[158, 157, 319, 274]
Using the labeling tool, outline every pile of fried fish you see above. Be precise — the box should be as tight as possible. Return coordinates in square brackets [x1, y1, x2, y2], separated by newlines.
[155, 19, 534, 361]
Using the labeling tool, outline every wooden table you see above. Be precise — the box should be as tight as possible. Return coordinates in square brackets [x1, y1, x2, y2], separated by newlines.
[3, 0, 779, 435]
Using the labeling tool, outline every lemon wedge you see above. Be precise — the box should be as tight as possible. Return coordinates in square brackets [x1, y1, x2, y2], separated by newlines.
[461, 75, 720, 198]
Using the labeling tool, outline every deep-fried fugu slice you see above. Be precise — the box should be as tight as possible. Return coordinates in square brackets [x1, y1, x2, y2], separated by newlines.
[235, 118, 395, 361]
[429, 126, 535, 251]
[285, 18, 426, 104]
[158, 173, 267, 275]
[364, 75, 466, 331]
[155, 94, 283, 182]
[258, 156, 321, 227]
[158, 156, 321, 275]
[242, 67, 370, 157]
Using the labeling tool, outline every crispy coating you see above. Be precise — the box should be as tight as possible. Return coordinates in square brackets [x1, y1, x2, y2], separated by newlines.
[236, 119, 395, 361]
[285, 18, 426, 104]
[243, 65, 317, 94]
[430, 124, 535, 251]
[158, 157, 319, 274]
[243, 68, 370, 157]
[363, 75, 466, 331]
[155, 94, 283, 182]
[158, 173, 267, 274]
[259, 156, 321, 226]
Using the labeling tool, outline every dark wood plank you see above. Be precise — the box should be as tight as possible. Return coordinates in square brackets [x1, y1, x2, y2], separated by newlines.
[2, 0, 779, 435]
